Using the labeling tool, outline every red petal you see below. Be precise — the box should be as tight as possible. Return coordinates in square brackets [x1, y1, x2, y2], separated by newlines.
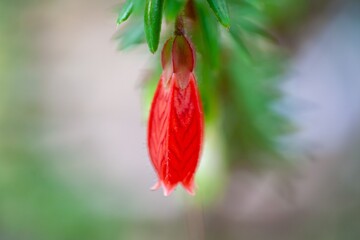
[161, 38, 173, 69]
[168, 73, 203, 192]
[172, 35, 195, 89]
[147, 74, 173, 179]
[182, 176, 196, 195]
[161, 38, 174, 87]
[147, 73, 203, 196]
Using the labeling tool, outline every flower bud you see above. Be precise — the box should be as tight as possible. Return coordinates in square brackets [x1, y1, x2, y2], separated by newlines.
[147, 35, 204, 196]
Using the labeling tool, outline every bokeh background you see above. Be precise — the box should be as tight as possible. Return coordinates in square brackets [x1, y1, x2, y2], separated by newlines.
[0, 0, 360, 239]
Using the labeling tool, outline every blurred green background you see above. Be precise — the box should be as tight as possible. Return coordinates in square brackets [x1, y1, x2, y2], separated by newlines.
[1, 0, 360, 239]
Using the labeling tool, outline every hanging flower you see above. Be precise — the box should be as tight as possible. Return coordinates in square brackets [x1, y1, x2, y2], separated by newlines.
[147, 35, 204, 196]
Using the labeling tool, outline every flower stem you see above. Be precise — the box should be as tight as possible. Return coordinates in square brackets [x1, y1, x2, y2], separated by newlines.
[175, 15, 185, 36]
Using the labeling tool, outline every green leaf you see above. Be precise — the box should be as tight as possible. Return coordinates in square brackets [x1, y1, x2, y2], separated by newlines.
[115, 20, 145, 50]
[206, 0, 230, 28]
[229, 26, 252, 62]
[144, 0, 164, 53]
[220, 44, 291, 166]
[116, 0, 134, 25]
[164, 0, 186, 21]
[196, 1, 220, 68]
[196, 54, 219, 122]
[238, 19, 277, 42]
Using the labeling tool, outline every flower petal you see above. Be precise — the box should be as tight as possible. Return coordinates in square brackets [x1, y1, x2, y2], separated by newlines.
[172, 35, 195, 89]
[161, 38, 174, 86]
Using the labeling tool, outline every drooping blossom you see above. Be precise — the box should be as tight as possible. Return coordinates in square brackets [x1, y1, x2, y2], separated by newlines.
[147, 35, 204, 196]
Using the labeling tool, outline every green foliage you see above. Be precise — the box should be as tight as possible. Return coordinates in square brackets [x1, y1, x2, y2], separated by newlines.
[116, 0, 300, 167]
[116, 0, 315, 200]
[196, 0, 293, 165]
[195, 1, 221, 68]
[206, 0, 230, 28]
[164, 0, 186, 21]
[220, 40, 290, 165]
[115, 19, 145, 49]
[144, 0, 164, 53]
[117, 0, 134, 25]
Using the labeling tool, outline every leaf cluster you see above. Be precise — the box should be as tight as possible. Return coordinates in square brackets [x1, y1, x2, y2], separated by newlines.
[115, 0, 303, 166]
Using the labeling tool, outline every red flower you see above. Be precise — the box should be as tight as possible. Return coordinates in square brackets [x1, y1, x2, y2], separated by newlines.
[147, 35, 204, 196]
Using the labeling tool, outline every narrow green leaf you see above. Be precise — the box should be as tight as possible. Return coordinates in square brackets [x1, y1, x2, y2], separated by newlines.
[164, 0, 186, 21]
[196, 2, 220, 68]
[229, 27, 251, 61]
[115, 20, 145, 50]
[206, 0, 230, 28]
[220, 41, 291, 165]
[238, 19, 278, 43]
[144, 0, 164, 53]
[117, 0, 134, 25]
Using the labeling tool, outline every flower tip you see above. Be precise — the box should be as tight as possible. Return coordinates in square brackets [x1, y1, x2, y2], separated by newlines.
[163, 188, 174, 197]
[116, 18, 122, 26]
[184, 188, 196, 196]
[148, 44, 158, 54]
[162, 182, 176, 196]
[150, 181, 161, 191]
[182, 179, 196, 196]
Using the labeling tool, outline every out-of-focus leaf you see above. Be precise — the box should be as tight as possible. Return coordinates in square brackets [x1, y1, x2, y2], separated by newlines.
[263, 0, 308, 27]
[229, 26, 252, 62]
[117, 0, 134, 25]
[196, 1, 220, 68]
[144, 0, 164, 53]
[228, 0, 268, 29]
[164, 0, 186, 21]
[219, 42, 290, 165]
[237, 17, 278, 42]
[124, 0, 146, 15]
[196, 54, 219, 122]
[115, 20, 145, 49]
[206, 0, 230, 28]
